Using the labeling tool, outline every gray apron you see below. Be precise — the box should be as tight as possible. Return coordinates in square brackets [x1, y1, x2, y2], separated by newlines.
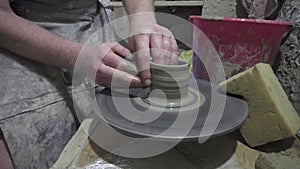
[0, 0, 114, 168]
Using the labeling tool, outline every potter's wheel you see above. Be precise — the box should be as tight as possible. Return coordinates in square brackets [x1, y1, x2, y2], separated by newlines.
[96, 79, 248, 141]
[133, 87, 205, 112]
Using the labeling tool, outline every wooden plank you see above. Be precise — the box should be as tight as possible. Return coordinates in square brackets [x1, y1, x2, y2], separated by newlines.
[51, 119, 94, 169]
[108, 1, 204, 7]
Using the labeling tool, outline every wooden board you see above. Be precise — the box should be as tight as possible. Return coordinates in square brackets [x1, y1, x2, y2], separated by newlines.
[107, 1, 204, 8]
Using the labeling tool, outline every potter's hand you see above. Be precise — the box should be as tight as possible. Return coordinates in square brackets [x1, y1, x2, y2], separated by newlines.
[81, 43, 142, 88]
[128, 14, 179, 86]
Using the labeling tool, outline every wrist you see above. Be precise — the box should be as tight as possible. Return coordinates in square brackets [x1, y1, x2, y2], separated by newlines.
[129, 12, 157, 24]
[64, 41, 83, 71]
[129, 12, 157, 35]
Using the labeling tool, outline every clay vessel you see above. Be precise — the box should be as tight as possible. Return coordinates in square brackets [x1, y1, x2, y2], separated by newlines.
[150, 59, 190, 100]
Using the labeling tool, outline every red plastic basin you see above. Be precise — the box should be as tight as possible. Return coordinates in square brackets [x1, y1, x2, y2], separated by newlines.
[190, 16, 292, 80]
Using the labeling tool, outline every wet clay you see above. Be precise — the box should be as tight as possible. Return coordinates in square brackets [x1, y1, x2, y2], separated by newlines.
[147, 59, 199, 108]
[150, 59, 190, 100]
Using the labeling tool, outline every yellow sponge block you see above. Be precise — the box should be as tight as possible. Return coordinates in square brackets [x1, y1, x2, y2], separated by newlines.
[219, 63, 300, 147]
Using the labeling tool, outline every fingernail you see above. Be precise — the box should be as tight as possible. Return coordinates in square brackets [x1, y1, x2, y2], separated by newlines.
[131, 78, 142, 87]
[144, 79, 151, 86]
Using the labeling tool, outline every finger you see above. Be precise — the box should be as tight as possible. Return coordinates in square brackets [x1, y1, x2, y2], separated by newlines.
[103, 52, 137, 75]
[96, 63, 142, 88]
[162, 35, 172, 64]
[111, 43, 133, 60]
[150, 34, 164, 64]
[154, 26, 179, 65]
[128, 36, 135, 52]
[170, 34, 179, 65]
[134, 34, 151, 86]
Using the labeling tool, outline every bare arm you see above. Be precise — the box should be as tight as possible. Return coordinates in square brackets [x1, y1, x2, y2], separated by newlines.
[122, 0, 155, 14]
[0, 0, 82, 70]
[0, 0, 141, 87]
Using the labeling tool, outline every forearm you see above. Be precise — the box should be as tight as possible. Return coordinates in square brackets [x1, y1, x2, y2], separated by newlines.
[0, 9, 82, 70]
[122, 0, 156, 26]
[122, 0, 154, 14]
